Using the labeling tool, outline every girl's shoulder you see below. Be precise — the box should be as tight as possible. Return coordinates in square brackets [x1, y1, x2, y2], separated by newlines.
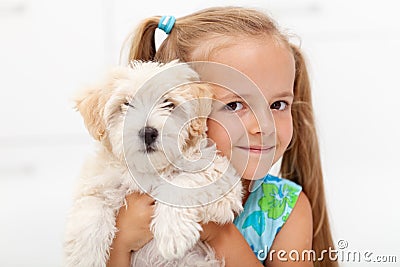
[234, 174, 302, 260]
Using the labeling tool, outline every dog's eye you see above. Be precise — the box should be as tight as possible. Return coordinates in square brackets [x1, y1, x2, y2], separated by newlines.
[165, 103, 175, 109]
[161, 99, 175, 109]
[124, 102, 135, 109]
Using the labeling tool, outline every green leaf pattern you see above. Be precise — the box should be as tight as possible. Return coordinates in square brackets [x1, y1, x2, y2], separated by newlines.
[242, 181, 300, 235]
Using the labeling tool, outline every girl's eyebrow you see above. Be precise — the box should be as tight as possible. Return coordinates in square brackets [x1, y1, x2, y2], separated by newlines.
[216, 91, 243, 101]
[273, 91, 294, 99]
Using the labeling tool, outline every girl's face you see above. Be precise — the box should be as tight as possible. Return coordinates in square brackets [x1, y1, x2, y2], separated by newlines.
[205, 37, 295, 180]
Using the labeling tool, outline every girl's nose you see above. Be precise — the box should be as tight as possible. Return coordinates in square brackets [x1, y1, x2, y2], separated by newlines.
[247, 109, 274, 136]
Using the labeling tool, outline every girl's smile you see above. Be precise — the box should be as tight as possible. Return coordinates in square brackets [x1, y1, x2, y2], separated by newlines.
[236, 145, 275, 154]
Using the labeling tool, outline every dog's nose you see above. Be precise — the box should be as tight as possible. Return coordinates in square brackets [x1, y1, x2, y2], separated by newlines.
[139, 126, 158, 146]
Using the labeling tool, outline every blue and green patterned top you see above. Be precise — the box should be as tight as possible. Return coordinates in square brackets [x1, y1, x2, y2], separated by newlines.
[233, 174, 302, 264]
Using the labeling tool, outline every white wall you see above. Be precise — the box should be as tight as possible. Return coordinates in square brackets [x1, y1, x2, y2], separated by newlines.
[1, 0, 399, 266]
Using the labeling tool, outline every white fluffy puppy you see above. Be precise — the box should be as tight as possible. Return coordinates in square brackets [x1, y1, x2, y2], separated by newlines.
[64, 60, 243, 267]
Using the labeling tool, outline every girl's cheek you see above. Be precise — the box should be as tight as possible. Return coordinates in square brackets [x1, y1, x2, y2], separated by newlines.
[275, 114, 293, 150]
[206, 119, 232, 158]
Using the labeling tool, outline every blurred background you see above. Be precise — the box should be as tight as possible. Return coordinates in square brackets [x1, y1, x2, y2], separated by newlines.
[1, 0, 399, 266]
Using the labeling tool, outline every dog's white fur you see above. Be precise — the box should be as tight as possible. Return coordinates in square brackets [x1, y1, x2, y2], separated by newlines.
[64, 60, 243, 267]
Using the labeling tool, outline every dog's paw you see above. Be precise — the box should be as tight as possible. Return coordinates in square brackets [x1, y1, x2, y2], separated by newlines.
[156, 226, 200, 260]
[152, 204, 202, 260]
[203, 202, 235, 224]
[201, 184, 243, 224]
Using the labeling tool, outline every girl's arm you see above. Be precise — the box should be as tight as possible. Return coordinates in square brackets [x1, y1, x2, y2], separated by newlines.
[265, 192, 313, 267]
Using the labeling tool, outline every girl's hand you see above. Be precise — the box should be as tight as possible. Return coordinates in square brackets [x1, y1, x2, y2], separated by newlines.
[115, 192, 155, 251]
[107, 192, 155, 267]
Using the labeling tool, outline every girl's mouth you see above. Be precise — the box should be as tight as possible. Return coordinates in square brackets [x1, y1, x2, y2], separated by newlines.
[237, 146, 275, 154]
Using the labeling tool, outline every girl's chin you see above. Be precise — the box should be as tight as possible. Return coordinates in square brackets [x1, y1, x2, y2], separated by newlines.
[240, 169, 269, 180]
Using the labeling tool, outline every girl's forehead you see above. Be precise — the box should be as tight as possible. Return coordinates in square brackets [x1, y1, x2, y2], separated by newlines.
[207, 39, 295, 98]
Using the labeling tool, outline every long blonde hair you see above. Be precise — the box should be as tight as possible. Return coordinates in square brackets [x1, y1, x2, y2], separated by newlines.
[123, 6, 337, 267]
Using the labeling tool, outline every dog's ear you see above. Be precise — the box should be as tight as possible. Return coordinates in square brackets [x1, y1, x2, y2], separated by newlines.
[74, 84, 113, 142]
[74, 67, 131, 144]
[188, 83, 213, 142]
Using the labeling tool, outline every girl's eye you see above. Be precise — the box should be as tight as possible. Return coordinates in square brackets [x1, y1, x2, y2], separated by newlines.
[225, 101, 244, 112]
[270, 101, 288, 111]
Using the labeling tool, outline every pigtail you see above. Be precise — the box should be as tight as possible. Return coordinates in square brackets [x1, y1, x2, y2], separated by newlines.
[154, 29, 183, 63]
[120, 17, 160, 64]
[121, 16, 185, 64]
[280, 45, 338, 267]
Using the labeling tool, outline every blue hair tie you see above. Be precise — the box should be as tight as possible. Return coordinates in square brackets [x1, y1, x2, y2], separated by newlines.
[158, 16, 176, 34]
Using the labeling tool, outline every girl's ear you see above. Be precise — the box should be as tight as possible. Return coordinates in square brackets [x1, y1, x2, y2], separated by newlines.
[74, 86, 109, 142]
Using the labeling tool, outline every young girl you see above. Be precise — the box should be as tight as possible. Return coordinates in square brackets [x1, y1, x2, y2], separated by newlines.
[107, 6, 337, 267]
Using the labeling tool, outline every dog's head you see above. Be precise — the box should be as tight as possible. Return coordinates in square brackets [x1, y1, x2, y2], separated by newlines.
[74, 60, 213, 173]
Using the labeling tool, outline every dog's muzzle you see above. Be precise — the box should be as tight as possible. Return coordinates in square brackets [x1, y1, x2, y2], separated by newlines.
[139, 126, 158, 151]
